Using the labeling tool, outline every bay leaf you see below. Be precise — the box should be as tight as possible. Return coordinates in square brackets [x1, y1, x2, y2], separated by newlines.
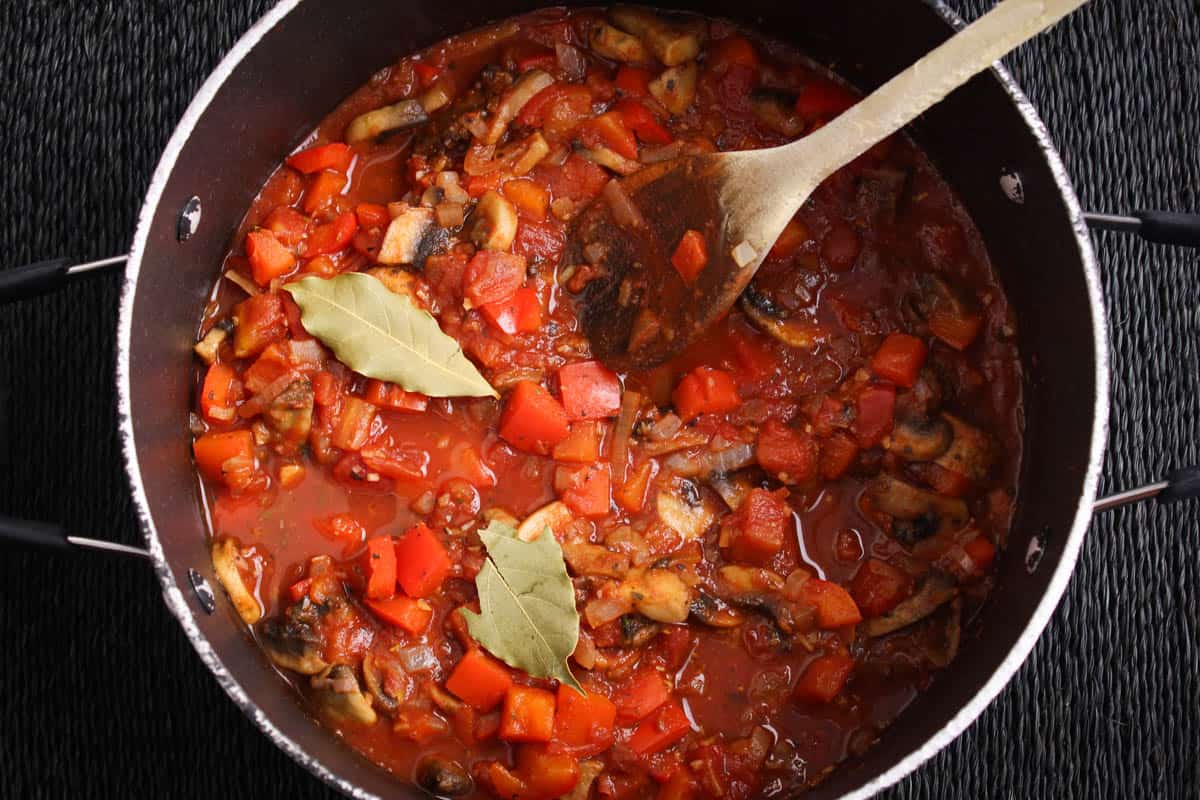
[460, 520, 583, 692]
[283, 272, 497, 398]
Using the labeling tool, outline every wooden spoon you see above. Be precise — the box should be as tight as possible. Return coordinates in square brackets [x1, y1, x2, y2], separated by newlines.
[564, 0, 1090, 370]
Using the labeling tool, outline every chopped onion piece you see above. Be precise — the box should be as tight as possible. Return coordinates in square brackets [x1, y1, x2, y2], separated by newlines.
[602, 178, 647, 230]
[732, 240, 758, 268]
[224, 269, 259, 296]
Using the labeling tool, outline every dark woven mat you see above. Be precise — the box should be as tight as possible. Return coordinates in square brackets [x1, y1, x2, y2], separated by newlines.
[1, 0, 1197, 797]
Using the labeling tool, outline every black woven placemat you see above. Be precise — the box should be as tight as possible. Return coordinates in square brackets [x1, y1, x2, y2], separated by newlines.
[1, 1, 1197, 797]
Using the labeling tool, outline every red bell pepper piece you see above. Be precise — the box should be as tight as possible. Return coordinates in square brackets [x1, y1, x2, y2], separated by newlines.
[554, 685, 616, 756]
[670, 229, 708, 283]
[263, 206, 309, 247]
[365, 595, 432, 634]
[199, 363, 241, 423]
[245, 229, 296, 286]
[286, 142, 354, 175]
[614, 65, 653, 98]
[671, 366, 740, 422]
[628, 700, 691, 755]
[870, 332, 928, 388]
[852, 384, 895, 448]
[362, 535, 397, 600]
[394, 523, 451, 598]
[361, 379, 428, 413]
[615, 670, 670, 723]
[556, 360, 622, 420]
[794, 653, 855, 703]
[579, 111, 639, 159]
[480, 286, 542, 335]
[799, 579, 863, 629]
[464, 250, 527, 308]
[231, 292, 287, 358]
[302, 170, 348, 214]
[498, 381, 571, 455]
[301, 211, 358, 258]
[613, 99, 673, 144]
[193, 430, 256, 482]
[558, 463, 611, 518]
[794, 78, 857, 121]
[500, 685, 557, 743]
[446, 648, 514, 711]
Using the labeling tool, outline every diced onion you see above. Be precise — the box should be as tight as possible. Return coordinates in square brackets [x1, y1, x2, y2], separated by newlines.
[732, 240, 758, 268]
[611, 390, 643, 484]
[602, 178, 647, 231]
[664, 442, 756, 478]
[396, 645, 439, 673]
[223, 269, 259, 296]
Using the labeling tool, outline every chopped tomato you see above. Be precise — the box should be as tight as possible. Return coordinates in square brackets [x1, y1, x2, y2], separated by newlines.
[794, 654, 855, 703]
[849, 559, 911, 617]
[394, 523, 451, 598]
[755, 420, 818, 483]
[199, 363, 241, 422]
[365, 595, 432, 634]
[480, 286, 542, 335]
[559, 463, 611, 518]
[727, 487, 789, 566]
[670, 229, 708, 283]
[614, 65, 653, 98]
[362, 379, 428, 413]
[302, 170, 348, 214]
[464, 250, 527, 308]
[516, 745, 582, 797]
[820, 432, 859, 480]
[533, 154, 608, 202]
[613, 99, 673, 145]
[413, 62, 440, 89]
[554, 685, 617, 756]
[579, 111, 639, 159]
[556, 360, 622, 419]
[512, 219, 566, 264]
[193, 430, 255, 482]
[245, 229, 296, 286]
[446, 648, 513, 711]
[499, 381, 571, 455]
[799, 579, 863, 629]
[525, 85, 593, 141]
[287, 142, 354, 175]
[466, 171, 506, 199]
[500, 685, 557, 743]
[362, 535, 397, 600]
[852, 384, 895, 448]
[263, 206, 309, 247]
[553, 420, 604, 463]
[616, 670, 670, 723]
[870, 333, 928, 388]
[671, 366, 740, 422]
[302, 211, 358, 257]
[232, 292, 287, 358]
[795, 78, 857, 121]
[628, 700, 691, 755]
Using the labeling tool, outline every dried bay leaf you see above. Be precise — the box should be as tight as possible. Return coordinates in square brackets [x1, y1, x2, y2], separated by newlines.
[284, 272, 497, 398]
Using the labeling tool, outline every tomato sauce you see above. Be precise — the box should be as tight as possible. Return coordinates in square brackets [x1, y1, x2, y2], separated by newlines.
[190, 8, 1021, 799]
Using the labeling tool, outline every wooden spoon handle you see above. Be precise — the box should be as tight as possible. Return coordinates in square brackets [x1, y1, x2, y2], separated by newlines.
[785, 0, 1089, 188]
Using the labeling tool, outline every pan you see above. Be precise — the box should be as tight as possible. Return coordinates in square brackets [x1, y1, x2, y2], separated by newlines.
[2, 1, 1198, 798]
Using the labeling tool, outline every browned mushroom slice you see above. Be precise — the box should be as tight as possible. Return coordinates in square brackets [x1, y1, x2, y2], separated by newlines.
[258, 613, 329, 676]
[866, 473, 969, 544]
[927, 597, 963, 668]
[689, 591, 745, 628]
[415, 755, 474, 797]
[750, 90, 805, 138]
[888, 416, 953, 462]
[211, 538, 262, 625]
[311, 664, 378, 725]
[864, 574, 958, 637]
[935, 413, 993, 482]
[740, 284, 825, 349]
[264, 379, 314, 447]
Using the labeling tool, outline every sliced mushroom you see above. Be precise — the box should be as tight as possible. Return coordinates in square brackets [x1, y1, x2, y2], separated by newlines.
[264, 379, 314, 447]
[740, 284, 824, 349]
[620, 568, 691, 623]
[312, 664, 378, 725]
[259, 612, 329, 675]
[211, 538, 262, 625]
[193, 326, 227, 365]
[516, 500, 575, 542]
[576, 145, 642, 176]
[927, 597, 963, 668]
[619, 613, 663, 647]
[707, 471, 755, 511]
[346, 98, 428, 144]
[482, 69, 554, 145]
[866, 473, 969, 543]
[656, 481, 717, 541]
[864, 574, 958, 637]
[589, 20, 650, 62]
[689, 591, 745, 628]
[415, 755, 474, 798]
[608, 6, 700, 66]
[362, 648, 413, 715]
[888, 416, 953, 462]
[468, 190, 518, 251]
[648, 61, 698, 115]
[378, 205, 435, 265]
[726, 593, 809, 635]
[563, 541, 631, 578]
[935, 413, 992, 482]
[750, 90, 805, 138]
[718, 565, 785, 594]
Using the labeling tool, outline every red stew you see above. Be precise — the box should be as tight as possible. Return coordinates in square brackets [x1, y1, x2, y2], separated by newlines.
[191, 8, 1021, 799]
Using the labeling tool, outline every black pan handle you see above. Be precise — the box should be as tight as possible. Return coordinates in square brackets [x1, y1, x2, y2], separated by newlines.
[0, 513, 150, 558]
[1093, 466, 1200, 513]
[0, 255, 127, 304]
[1085, 210, 1200, 248]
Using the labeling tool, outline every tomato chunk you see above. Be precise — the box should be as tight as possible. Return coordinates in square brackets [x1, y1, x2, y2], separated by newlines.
[302, 170, 348, 214]
[556, 360, 622, 420]
[559, 463, 611, 518]
[726, 487, 789, 566]
[794, 653, 855, 703]
[193, 430, 255, 482]
[480, 287, 542, 335]
[928, 310, 984, 351]
[499, 381, 571, 455]
[579, 111, 639, 159]
[671, 366, 740, 422]
[199, 363, 241, 423]
[232, 292, 287, 358]
[394, 523, 451, 598]
[500, 685, 557, 743]
[552, 421, 604, 463]
[362, 535, 397, 600]
[628, 700, 691, 755]
[756, 420, 818, 483]
[670, 229, 708, 283]
[245, 229, 296, 286]
[795, 78, 857, 121]
[614, 65, 653, 97]
[554, 685, 617, 756]
[799, 579, 863, 629]
[852, 384, 895, 448]
[517, 745, 581, 798]
[615, 670, 670, 723]
[614, 99, 673, 145]
[362, 379, 428, 413]
[446, 648, 513, 711]
[302, 211, 358, 257]
[870, 333, 928, 388]
[464, 250, 526, 308]
[849, 559, 911, 617]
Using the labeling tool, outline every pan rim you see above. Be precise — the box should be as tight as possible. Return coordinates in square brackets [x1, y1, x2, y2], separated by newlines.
[113, 1, 1109, 799]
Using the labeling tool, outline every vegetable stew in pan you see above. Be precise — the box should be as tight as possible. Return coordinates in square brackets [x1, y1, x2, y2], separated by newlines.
[191, 7, 1021, 799]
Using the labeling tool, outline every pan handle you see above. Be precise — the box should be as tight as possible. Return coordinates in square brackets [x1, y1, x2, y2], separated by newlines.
[0, 255, 127, 304]
[1093, 466, 1200, 513]
[0, 514, 150, 558]
[1085, 210, 1200, 248]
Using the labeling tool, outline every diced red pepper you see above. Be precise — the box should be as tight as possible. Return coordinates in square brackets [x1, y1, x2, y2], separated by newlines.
[615, 670, 670, 723]
[579, 111, 639, 160]
[464, 250, 527, 308]
[499, 381, 571, 455]
[522, 85, 593, 142]
[500, 685, 557, 743]
[446, 648, 514, 711]
[503, 179, 550, 222]
[556, 360, 622, 420]
[852, 384, 895, 448]
[287, 142, 354, 175]
[613, 99, 673, 145]
[362, 535, 397, 600]
[413, 62, 440, 90]
[245, 229, 296, 286]
[794, 78, 857, 122]
[727, 487, 790, 566]
[394, 523, 451, 598]
[756, 420, 818, 483]
[794, 653, 855, 703]
[671, 366, 740, 422]
[302, 170, 348, 214]
[628, 700, 691, 755]
[355, 202, 391, 228]
[870, 333, 928, 388]
[670, 229, 708, 283]
[849, 559, 911, 617]
[928, 310, 984, 351]
[554, 685, 617, 756]
[232, 292, 287, 358]
[614, 65, 653, 98]
[365, 595, 432, 634]
[241, 342, 291, 394]
[302, 211, 358, 258]
[614, 460, 655, 513]
[515, 48, 557, 73]
[480, 286, 542, 335]
[552, 420, 604, 463]
[820, 432, 859, 480]
[362, 379, 428, 413]
[559, 463, 611, 518]
[708, 35, 761, 74]
[193, 430, 255, 482]
[799, 579, 863, 629]
[199, 363, 241, 422]
[516, 745, 582, 798]
[466, 171, 506, 199]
